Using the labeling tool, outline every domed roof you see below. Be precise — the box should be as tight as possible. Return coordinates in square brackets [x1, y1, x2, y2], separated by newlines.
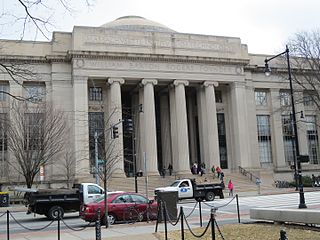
[100, 16, 176, 33]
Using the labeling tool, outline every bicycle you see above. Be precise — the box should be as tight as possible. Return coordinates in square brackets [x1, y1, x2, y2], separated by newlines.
[122, 203, 158, 224]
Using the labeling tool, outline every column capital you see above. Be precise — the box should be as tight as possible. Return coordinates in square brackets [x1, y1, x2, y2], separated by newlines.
[108, 77, 125, 85]
[173, 80, 189, 86]
[203, 81, 219, 87]
[141, 78, 158, 86]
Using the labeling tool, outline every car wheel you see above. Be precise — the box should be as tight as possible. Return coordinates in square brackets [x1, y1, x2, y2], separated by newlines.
[205, 192, 215, 201]
[107, 213, 116, 225]
[137, 212, 144, 222]
[48, 206, 64, 220]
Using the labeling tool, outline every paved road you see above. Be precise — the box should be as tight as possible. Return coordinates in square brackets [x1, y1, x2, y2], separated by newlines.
[1, 191, 320, 239]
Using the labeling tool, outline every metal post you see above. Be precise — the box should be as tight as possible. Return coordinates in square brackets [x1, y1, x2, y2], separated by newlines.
[163, 201, 168, 240]
[57, 215, 60, 240]
[180, 207, 184, 240]
[103, 161, 108, 228]
[95, 208, 101, 240]
[279, 229, 288, 240]
[286, 46, 307, 209]
[7, 210, 9, 240]
[94, 131, 100, 185]
[198, 200, 203, 227]
[264, 45, 307, 209]
[211, 208, 215, 240]
[236, 194, 240, 223]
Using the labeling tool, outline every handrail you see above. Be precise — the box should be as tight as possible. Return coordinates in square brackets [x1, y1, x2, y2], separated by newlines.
[238, 166, 260, 184]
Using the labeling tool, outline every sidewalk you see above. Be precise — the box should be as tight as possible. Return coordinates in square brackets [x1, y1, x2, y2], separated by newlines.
[1, 188, 318, 240]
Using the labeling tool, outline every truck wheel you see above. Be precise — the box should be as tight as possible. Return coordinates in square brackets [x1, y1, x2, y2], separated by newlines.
[205, 192, 215, 201]
[48, 206, 64, 220]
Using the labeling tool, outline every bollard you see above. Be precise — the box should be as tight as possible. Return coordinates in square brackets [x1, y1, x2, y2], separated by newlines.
[7, 210, 9, 240]
[163, 202, 168, 240]
[235, 194, 240, 223]
[198, 200, 203, 227]
[95, 208, 101, 240]
[57, 215, 60, 240]
[279, 229, 288, 240]
[211, 208, 216, 240]
[180, 207, 184, 240]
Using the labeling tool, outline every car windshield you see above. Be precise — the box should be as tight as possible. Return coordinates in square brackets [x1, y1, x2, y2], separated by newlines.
[170, 181, 180, 187]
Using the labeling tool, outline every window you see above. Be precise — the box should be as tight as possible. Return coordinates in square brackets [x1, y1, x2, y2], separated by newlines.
[215, 90, 222, 103]
[256, 115, 273, 163]
[217, 113, 228, 168]
[305, 116, 319, 164]
[131, 194, 148, 204]
[0, 85, 8, 102]
[255, 91, 267, 106]
[280, 91, 291, 106]
[25, 85, 45, 102]
[25, 113, 44, 150]
[113, 194, 132, 203]
[303, 94, 314, 106]
[89, 87, 102, 101]
[87, 185, 102, 194]
[281, 115, 295, 163]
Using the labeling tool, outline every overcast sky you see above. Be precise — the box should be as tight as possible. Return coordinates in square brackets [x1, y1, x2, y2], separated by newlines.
[1, 0, 320, 55]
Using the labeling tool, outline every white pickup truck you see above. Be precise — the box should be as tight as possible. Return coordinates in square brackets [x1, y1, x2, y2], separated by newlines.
[21, 183, 105, 220]
[155, 178, 224, 201]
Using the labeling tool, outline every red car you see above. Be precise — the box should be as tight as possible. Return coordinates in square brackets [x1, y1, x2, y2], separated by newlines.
[80, 192, 158, 225]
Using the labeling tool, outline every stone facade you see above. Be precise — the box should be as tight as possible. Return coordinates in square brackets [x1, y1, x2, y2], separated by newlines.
[0, 16, 319, 184]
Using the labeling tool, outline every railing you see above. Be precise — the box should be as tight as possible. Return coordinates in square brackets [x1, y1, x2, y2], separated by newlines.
[238, 166, 260, 184]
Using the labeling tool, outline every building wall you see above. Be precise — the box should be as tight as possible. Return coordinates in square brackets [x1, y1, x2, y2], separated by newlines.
[0, 21, 319, 185]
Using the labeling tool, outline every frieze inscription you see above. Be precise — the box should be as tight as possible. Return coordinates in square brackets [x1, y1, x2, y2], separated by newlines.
[76, 59, 243, 75]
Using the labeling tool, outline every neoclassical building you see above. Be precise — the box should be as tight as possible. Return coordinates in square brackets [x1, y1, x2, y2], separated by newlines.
[0, 16, 319, 184]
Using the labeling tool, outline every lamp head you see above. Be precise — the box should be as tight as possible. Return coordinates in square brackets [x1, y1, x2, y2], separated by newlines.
[264, 60, 271, 76]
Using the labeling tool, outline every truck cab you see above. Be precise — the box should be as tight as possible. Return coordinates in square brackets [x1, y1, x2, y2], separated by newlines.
[80, 183, 104, 204]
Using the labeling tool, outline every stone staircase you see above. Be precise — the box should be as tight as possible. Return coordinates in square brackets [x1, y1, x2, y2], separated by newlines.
[107, 171, 278, 197]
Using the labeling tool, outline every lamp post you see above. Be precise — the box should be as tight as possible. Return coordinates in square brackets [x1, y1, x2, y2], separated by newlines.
[264, 45, 307, 209]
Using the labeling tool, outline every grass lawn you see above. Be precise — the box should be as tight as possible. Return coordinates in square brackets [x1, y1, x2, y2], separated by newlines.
[154, 222, 320, 240]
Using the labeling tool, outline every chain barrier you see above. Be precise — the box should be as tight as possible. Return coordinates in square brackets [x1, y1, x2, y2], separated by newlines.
[182, 211, 211, 238]
[0, 211, 6, 218]
[9, 211, 54, 231]
[203, 195, 236, 209]
[61, 218, 94, 231]
[214, 219, 225, 240]
[162, 202, 181, 226]
[182, 201, 199, 219]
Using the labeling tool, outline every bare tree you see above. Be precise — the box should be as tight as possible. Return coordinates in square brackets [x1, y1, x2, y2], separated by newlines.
[7, 101, 67, 188]
[0, 0, 95, 100]
[288, 29, 320, 112]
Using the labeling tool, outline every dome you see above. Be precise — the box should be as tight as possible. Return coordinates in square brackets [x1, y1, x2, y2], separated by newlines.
[100, 16, 176, 33]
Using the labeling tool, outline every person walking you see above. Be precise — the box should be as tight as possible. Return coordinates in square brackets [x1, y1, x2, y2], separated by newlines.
[216, 166, 222, 178]
[168, 163, 173, 176]
[228, 180, 234, 197]
[211, 165, 215, 179]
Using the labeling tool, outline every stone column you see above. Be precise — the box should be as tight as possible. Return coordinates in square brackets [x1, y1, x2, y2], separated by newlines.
[269, 89, 286, 168]
[73, 76, 90, 181]
[108, 77, 125, 174]
[137, 87, 145, 172]
[169, 85, 178, 172]
[141, 79, 158, 174]
[160, 94, 172, 169]
[229, 82, 250, 170]
[204, 81, 220, 168]
[174, 80, 190, 173]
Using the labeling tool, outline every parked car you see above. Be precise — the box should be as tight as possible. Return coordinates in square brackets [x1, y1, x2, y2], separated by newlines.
[80, 192, 158, 225]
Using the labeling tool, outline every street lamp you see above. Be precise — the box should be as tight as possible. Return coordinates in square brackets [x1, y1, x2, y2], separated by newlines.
[264, 45, 307, 209]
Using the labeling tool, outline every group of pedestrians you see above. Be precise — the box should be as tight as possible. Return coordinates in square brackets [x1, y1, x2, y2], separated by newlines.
[191, 162, 206, 176]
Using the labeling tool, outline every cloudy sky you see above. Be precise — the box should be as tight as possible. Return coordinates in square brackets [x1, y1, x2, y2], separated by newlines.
[1, 0, 320, 54]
